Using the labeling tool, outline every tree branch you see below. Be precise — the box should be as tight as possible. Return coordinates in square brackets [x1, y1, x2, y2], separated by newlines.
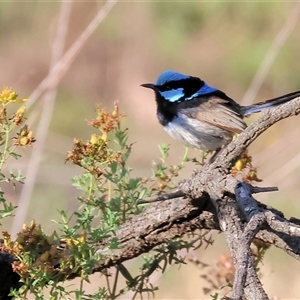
[231, 182, 267, 300]
[94, 96, 300, 299]
[1, 96, 300, 299]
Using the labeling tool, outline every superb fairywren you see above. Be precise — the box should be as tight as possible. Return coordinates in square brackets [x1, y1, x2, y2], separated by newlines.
[142, 70, 300, 152]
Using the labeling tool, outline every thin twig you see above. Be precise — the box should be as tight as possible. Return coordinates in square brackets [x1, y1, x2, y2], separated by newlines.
[241, 1, 300, 106]
[11, 0, 117, 237]
[136, 190, 185, 205]
[10, 1, 72, 237]
[27, 0, 117, 109]
[210, 96, 300, 169]
[250, 185, 278, 193]
[264, 210, 300, 238]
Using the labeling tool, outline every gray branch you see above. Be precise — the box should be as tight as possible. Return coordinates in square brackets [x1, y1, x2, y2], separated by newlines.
[231, 182, 267, 300]
[1, 96, 300, 299]
[94, 96, 300, 300]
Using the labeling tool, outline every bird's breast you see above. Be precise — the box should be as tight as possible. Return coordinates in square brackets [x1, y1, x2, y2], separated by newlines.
[163, 113, 234, 151]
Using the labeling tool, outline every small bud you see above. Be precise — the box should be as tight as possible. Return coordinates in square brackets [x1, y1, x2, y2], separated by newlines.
[19, 125, 29, 137]
[47, 233, 55, 245]
[112, 110, 118, 118]
[34, 224, 42, 235]
[16, 105, 26, 115]
[19, 137, 29, 146]
[90, 134, 98, 145]
[101, 132, 107, 142]
[234, 159, 244, 171]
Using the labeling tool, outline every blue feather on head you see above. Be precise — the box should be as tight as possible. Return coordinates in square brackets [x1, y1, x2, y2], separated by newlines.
[155, 70, 190, 86]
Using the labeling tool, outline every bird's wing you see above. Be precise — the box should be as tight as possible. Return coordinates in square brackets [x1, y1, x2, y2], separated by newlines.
[178, 96, 247, 134]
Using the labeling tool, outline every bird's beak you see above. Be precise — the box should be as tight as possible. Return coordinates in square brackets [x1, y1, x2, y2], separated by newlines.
[141, 83, 156, 90]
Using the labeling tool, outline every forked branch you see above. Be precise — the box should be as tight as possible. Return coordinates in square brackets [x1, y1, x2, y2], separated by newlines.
[1, 96, 300, 299]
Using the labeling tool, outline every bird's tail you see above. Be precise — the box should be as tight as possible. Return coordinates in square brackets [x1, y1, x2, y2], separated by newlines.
[241, 90, 300, 116]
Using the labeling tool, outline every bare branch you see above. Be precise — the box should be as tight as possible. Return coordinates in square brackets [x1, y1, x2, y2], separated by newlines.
[28, 0, 117, 108]
[250, 186, 279, 193]
[214, 96, 300, 170]
[231, 183, 267, 300]
[136, 190, 185, 204]
[2, 91, 300, 299]
[232, 213, 266, 300]
[11, 0, 118, 237]
[11, 1, 73, 237]
[241, 1, 300, 105]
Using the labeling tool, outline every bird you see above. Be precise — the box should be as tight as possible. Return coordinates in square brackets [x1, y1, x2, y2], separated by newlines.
[141, 70, 300, 152]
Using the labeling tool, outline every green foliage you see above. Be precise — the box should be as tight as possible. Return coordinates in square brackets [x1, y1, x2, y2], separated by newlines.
[0, 100, 268, 300]
[56, 102, 207, 299]
[5, 101, 211, 299]
[0, 2, 296, 298]
[0, 87, 32, 225]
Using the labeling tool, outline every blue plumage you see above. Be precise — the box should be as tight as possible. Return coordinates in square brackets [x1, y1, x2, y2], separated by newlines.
[155, 70, 218, 102]
[155, 70, 189, 86]
[141, 70, 300, 152]
[152, 70, 219, 103]
[160, 88, 184, 102]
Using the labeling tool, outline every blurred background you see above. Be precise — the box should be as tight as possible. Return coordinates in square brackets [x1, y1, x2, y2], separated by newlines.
[1, 1, 300, 298]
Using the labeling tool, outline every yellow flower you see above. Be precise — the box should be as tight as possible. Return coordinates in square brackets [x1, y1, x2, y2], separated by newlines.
[0, 87, 28, 106]
[63, 236, 85, 247]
